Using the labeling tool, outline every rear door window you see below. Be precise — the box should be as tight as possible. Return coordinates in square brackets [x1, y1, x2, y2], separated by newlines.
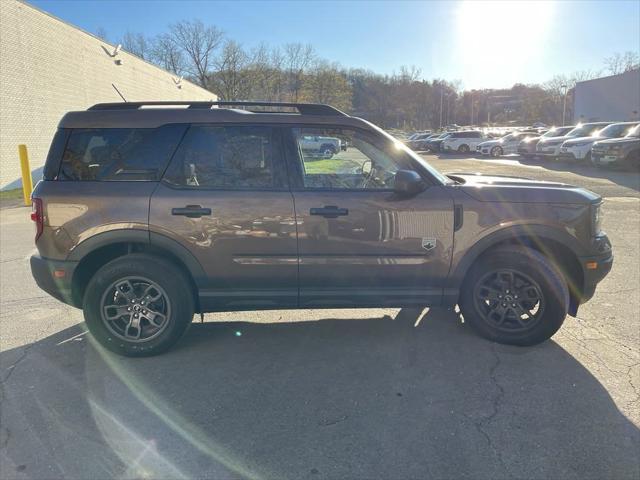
[163, 125, 282, 189]
[59, 125, 187, 181]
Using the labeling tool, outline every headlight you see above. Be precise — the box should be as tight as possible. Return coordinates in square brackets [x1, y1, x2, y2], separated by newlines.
[592, 202, 603, 234]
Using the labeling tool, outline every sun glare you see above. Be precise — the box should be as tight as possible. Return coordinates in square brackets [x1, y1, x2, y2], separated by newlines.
[455, 0, 555, 88]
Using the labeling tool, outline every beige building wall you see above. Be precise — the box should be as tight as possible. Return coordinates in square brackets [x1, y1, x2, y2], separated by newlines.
[0, 0, 216, 189]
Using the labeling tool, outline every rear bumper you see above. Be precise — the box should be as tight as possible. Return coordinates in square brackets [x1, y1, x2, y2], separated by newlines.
[30, 255, 79, 307]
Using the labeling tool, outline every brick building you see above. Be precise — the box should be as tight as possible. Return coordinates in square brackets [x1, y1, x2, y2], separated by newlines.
[0, 0, 216, 189]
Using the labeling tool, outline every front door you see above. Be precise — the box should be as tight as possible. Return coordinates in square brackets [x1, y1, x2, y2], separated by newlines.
[150, 124, 298, 311]
[286, 126, 455, 308]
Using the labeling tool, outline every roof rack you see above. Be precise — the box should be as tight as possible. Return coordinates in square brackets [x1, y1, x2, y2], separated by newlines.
[88, 101, 347, 116]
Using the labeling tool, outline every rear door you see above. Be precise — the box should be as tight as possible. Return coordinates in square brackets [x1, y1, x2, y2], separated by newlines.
[150, 124, 298, 311]
[285, 126, 454, 308]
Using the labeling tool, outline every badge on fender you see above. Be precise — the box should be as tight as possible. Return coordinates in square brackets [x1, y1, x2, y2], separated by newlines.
[422, 237, 436, 251]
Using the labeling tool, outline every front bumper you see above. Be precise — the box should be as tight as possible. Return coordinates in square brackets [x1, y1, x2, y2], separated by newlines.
[30, 255, 79, 307]
[577, 234, 613, 304]
[592, 151, 623, 165]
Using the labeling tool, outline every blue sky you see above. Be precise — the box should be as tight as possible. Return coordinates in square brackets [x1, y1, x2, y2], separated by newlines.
[30, 0, 640, 89]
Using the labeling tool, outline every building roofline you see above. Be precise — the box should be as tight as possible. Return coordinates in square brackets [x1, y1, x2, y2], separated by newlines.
[575, 68, 640, 86]
[17, 0, 215, 98]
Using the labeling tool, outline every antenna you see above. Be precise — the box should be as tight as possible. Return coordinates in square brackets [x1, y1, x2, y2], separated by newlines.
[111, 83, 127, 102]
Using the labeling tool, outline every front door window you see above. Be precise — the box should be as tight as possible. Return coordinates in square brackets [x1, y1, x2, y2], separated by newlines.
[293, 128, 402, 190]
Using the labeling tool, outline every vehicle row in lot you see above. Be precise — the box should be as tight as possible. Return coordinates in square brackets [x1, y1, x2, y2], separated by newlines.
[406, 121, 639, 168]
[557, 122, 638, 164]
[477, 131, 544, 157]
[517, 126, 574, 158]
[591, 124, 640, 167]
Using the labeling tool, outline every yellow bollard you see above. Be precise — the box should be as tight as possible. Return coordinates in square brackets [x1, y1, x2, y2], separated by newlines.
[18, 144, 33, 206]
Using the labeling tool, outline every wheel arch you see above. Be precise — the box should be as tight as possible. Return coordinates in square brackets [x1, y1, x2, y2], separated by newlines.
[68, 230, 206, 310]
[449, 225, 585, 314]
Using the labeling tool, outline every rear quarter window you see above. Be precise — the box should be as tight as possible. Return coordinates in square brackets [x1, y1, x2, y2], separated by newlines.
[59, 125, 187, 181]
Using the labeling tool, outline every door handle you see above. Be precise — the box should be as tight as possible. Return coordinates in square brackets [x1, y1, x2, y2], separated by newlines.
[171, 205, 212, 218]
[309, 205, 349, 218]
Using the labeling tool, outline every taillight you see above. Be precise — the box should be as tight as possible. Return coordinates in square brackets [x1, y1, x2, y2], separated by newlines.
[31, 197, 43, 242]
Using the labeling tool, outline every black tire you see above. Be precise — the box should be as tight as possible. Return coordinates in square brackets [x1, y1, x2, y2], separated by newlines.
[458, 144, 470, 154]
[459, 247, 568, 346]
[491, 146, 503, 157]
[83, 254, 195, 357]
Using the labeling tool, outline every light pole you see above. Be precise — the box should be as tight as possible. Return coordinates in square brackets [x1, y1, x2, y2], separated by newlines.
[561, 84, 568, 126]
[446, 93, 451, 126]
[439, 87, 444, 129]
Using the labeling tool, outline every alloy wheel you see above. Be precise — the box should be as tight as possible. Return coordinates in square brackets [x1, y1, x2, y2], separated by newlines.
[473, 269, 545, 333]
[100, 276, 171, 342]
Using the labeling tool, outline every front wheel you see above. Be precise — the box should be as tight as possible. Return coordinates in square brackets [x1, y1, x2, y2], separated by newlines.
[83, 254, 195, 356]
[459, 247, 568, 346]
[491, 146, 503, 157]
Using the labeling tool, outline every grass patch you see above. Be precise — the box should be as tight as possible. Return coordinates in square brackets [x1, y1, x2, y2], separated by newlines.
[0, 188, 24, 200]
[304, 158, 362, 174]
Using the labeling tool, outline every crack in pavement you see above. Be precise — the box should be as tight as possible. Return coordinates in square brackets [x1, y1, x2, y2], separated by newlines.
[463, 345, 512, 478]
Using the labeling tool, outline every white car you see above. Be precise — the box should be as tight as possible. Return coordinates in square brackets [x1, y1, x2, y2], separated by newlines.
[299, 135, 342, 158]
[558, 122, 638, 162]
[476, 131, 539, 157]
[536, 122, 610, 159]
[441, 130, 485, 153]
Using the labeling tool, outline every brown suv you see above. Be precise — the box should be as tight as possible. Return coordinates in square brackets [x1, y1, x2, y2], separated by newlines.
[30, 101, 613, 356]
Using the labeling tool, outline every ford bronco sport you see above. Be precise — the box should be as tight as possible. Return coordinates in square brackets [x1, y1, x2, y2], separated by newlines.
[30, 101, 613, 356]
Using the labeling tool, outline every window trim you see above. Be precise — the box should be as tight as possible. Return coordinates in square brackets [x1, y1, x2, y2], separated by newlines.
[159, 123, 290, 192]
[283, 125, 435, 192]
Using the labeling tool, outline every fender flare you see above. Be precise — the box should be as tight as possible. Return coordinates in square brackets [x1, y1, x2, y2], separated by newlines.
[448, 224, 586, 289]
[67, 229, 208, 288]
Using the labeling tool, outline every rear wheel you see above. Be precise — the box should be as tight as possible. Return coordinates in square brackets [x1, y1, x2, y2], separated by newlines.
[458, 144, 470, 154]
[83, 254, 195, 356]
[459, 247, 568, 346]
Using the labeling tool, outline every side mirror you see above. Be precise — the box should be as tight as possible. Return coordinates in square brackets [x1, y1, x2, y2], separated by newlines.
[394, 170, 425, 196]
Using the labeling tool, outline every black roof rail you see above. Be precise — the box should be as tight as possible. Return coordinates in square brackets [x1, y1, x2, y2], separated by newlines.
[88, 101, 347, 116]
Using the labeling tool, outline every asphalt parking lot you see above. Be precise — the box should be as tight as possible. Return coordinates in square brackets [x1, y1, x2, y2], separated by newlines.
[1, 155, 639, 479]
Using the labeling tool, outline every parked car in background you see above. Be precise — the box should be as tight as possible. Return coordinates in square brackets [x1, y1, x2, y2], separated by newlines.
[536, 122, 611, 160]
[299, 134, 342, 158]
[591, 123, 640, 168]
[558, 122, 638, 163]
[424, 132, 452, 152]
[406, 132, 435, 151]
[476, 131, 541, 157]
[441, 130, 486, 153]
[518, 126, 574, 159]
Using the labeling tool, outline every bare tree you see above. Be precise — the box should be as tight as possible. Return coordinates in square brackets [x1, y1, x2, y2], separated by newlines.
[168, 20, 224, 88]
[150, 33, 186, 75]
[284, 43, 315, 102]
[121, 31, 150, 59]
[604, 51, 640, 75]
[303, 60, 351, 110]
[211, 40, 250, 100]
[95, 27, 108, 41]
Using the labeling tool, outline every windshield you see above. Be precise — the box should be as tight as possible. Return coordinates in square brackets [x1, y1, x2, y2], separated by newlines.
[626, 124, 640, 138]
[543, 126, 571, 137]
[567, 124, 609, 137]
[598, 123, 638, 138]
[398, 142, 452, 184]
